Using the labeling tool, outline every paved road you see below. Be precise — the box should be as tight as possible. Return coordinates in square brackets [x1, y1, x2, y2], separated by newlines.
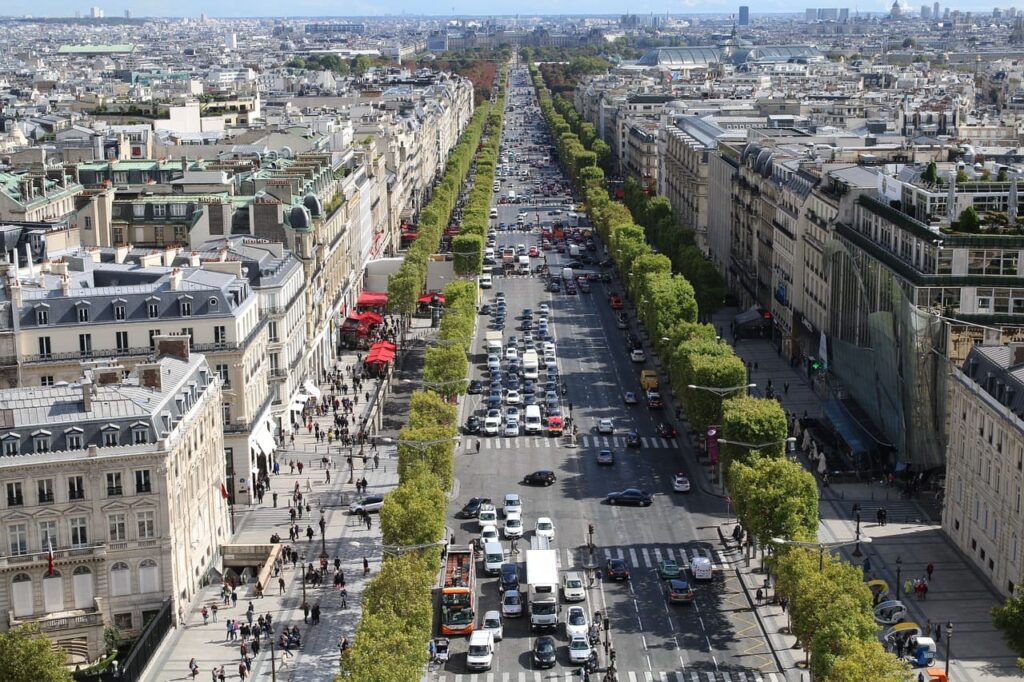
[428, 63, 780, 682]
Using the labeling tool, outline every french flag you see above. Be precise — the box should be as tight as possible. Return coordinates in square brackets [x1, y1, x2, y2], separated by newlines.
[46, 538, 54, 577]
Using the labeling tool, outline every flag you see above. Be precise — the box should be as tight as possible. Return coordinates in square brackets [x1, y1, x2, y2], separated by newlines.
[220, 483, 229, 500]
[46, 537, 54, 577]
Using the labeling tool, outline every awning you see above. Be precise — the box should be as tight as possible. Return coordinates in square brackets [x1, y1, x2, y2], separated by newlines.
[365, 341, 397, 365]
[418, 293, 445, 305]
[289, 397, 308, 412]
[303, 380, 322, 400]
[254, 428, 276, 456]
[357, 291, 389, 308]
[823, 400, 873, 455]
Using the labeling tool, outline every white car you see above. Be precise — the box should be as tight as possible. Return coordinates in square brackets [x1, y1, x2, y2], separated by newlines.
[484, 415, 502, 435]
[503, 493, 523, 517]
[503, 421, 520, 437]
[630, 348, 646, 363]
[506, 390, 522, 405]
[673, 473, 691, 493]
[568, 635, 593, 664]
[505, 347, 518, 361]
[502, 589, 524, 618]
[565, 606, 589, 639]
[480, 524, 500, 544]
[539, 303, 550, 314]
[488, 357, 501, 373]
[505, 407, 520, 423]
[481, 610, 504, 641]
[597, 418, 614, 434]
[504, 516, 524, 539]
[535, 517, 555, 541]
[562, 573, 586, 603]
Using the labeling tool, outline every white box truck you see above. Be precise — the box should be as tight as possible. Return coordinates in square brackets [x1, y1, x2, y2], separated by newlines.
[522, 350, 539, 380]
[485, 331, 503, 355]
[524, 404, 542, 434]
[518, 255, 530, 274]
[569, 244, 581, 258]
[526, 546, 559, 631]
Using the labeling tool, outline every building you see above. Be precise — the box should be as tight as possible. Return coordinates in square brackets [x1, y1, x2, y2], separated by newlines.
[0, 168, 85, 223]
[945, 343, 1024, 597]
[0, 338, 226, 662]
[739, 6, 750, 25]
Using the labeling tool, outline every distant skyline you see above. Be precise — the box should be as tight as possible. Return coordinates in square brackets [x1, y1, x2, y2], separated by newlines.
[9, 0, 984, 19]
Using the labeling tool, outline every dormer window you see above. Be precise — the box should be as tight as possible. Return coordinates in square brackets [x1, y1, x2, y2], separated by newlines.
[64, 427, 83, 451]
[76, 301, 91, 323]
[132, 425, 149, 445]
[146, 297, 160, 319]
[32, 430, 51, 453]
[101, 424, 120, 447]
[35, 306, 49, 325]
[179, 296, 193, 317]
[209, 297, 219, 309]
[153, 204, 166, 218]
[2, 434, 19, 456]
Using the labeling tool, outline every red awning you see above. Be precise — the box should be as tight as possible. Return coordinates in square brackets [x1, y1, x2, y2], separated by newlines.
[418, 293, 445, 305]
[365, 341, 397, 365]
[357, 311, 384, 325]
[357, 291, 389, 308]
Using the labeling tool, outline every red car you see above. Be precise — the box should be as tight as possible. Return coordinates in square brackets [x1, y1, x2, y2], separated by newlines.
[609, 295, 624, 310]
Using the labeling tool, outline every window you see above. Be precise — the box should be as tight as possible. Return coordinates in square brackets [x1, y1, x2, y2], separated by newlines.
[135, 469, 151, 493]
[174, 225, 187, 242]
[181, 328, 194, 349]
[79, 334, 92, 357]
[39, 520, 57, 551]
[214, 326, 227, 346]
[222, 403, 231, 424]
[2, 438, 17, 456]
[106, 472, 123, 496]
[36, 309, 48, 325]
[33, 434, 50, 453]
[114, 304, 126, 321]
[270, 353, 279, 371]
[84, 216, 92, 231]
[68, 476, 84, 500]
[116, 331, 129, 351]
[170, 203, 188, 217]
[110, 563, 131, 597]
[39, 376, 53, 387]
[103, 430, 118, 447]
[209, 297, 218, 309]
[136, 510, 155, 539]
[69, 518, 88, 547]
[133, 428, 148, 445]
[37, 479, 54, 504]
[6, 482, 22, 507]
[38, 336, 51, 358]
[147, 302, 159, 318]
[268, 321, 278, 342]
[114, 612, 133, 629]
[108, 513, 127, 542]
[153, 204, 166, 217]
[180, 301, 192, 317]
[8, 524, 27, 556]
[77, 306, 89, 323]
[148, 330, 161, 348]
[132, 203, 145, 217]
[216, 364, 229, 387]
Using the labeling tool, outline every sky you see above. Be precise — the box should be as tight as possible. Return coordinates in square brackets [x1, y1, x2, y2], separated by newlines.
[18, 0, 954, 18]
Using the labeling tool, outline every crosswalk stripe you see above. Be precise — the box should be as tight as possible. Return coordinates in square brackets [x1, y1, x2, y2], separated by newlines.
[641, 547, 652, 567]
[665, 547, 676, 563]
[692, 673, 702, 682]
[616, 548, 625, 560]
[659, 673, 670, 682]
[627, 673, 638, 682]
[653, 547, 663, 564]
[707, 674, 717, 682]
[629, 547, 639, 566]
[722, 674, 732, 682]
[670, 438, 678, 447]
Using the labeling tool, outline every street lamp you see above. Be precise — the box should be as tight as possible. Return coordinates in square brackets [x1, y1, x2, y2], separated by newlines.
[319, 509, 327, 557]
[895, 555, 903, 600]
[715, 437, 797, 486]
[687, 383, 756, 398]
[946, 621, 953, 678]
[770, 535, 873, 571]
[350, 538, 449, 557]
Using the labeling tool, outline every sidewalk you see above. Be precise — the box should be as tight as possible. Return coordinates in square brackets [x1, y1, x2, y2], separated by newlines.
[141, 319, 433, 682]
[705, 318, 1020, 681]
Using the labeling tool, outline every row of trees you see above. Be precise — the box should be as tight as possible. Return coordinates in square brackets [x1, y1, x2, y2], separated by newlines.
[528, 62, 911, 681]
[340, 68, 508, 682]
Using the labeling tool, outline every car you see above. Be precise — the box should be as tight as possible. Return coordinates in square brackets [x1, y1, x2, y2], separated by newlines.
[658, 559, 682, 579]
[503, 493, 522, 517]
[673, 473, 692, 493]
[505, 347, 518, 361]
[480, 524, 499, 544]
[505, 407, 520, 423]
[626, 430, 642, 448]
[609, 295, 624, 309]
[578, 280, 591, 293]
[569, 635, 593, 664]
[522, 308, 534, 319]
[456, 497, 492, 519]
[664, 578, 695, 604]
[605, 558, 630, 581]
[596, 449, 615, 465]
[524, 470, 556, 486]
[597, 418, 614, 434]
[624, 391, 638, 405]
[506, 376, 521, 391]
[348, 495, 385, 515]
[630, 348, 646, 363]
[484, 414, 502, 435]
[532, 635, 557, 668]
[521, 320, 533, 331]
[481, 610, 504, 641]
[503, 421, 520, 437]
[468, 379, 484, 394]
[464, 415, 481, 434]
[565, 284, 577, 295]
[487, 357, 501, 373]
[606, 488, 653, 506]
[658, 423, 678, 439]
[646, 391, 663, 409]
[565, 606, 589, 640]
[502, 590, 524, 618]
[535, 517, 555, 540]
[504, 516, 524, 538]
[499, 563, 520, 593]
[562, 573, 586, 603]
[616, 314, 629, 330]
[538, 303, 550, 314]
[487, 393, 502, 409]
[479, 304, 492, 316]
[505, 389, 522, 405]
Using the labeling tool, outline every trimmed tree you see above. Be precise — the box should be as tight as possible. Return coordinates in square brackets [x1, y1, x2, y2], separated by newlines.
[408, 391, 457, 430]
[0, 624, 73, 682]
[827, 640, 913, 682]
[452, 234, 484, 275]
[728, 458, 819, 548]
[720, 395, 789, 475]
[380, 466, 447, 550]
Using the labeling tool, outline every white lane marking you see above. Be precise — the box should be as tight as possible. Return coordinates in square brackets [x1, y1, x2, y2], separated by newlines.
[653, 547, 663, 564]
[641, 547, 652, 568]
[629, 547, 639, 566]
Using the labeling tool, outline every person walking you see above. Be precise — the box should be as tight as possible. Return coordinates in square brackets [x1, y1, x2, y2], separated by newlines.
[189, 658, 200, 679]
[278, 576, 285, 595]
[363, 557, 370, 576]
[201, 606, 209, 625]
[211, 603, 219, 622]
[237, 660, 247, 681]
[326, 469, 331, 484]
[302, 602, 310, 624]
[926, 562, 934, 581]
[365, 514, 372, 531]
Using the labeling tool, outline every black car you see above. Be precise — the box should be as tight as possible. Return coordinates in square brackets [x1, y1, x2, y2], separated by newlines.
[468, 380, 483, 395]
[626, 431, 642, 448]
[532, 636, 557, 668]
[457, 497, 492, 519]
[479, 304, 492, 316]
[499, 563, 520, 593]
[464, 415, 481, 434]
[524, 470, 557, 486]
[605, 558, 631, 581]
[606, 488, 653, 506]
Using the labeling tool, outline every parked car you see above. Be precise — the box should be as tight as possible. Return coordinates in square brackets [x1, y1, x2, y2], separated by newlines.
[348, 495, 384, 515]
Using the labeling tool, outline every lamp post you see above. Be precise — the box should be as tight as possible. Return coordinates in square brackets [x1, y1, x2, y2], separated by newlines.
[350, 537, 449, 557]
[852, 503, 863, 558]
[269, 630, 277, 682]
[687, 383, 757, 398]
[770, 536, 873, 571]
[945, 621, 953, 678]
[895, 555, 903, 600]
[319, 509, 327, 557]
[716, 437, 797, 488]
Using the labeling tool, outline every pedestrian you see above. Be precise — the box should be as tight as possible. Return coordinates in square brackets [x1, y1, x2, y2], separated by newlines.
[373, 452, 379, 469]
[302, 602, 310, 624]
[476, 441, 481, 454]
[363, 557, 370, 575]
[306, 525, 314, 542]
[340, 587, 348, 609]
[278, 576, 285, 594]
[365, 514, 372, 531]
[755, 588, 763, 606]
[272, 492, 278, 507]
[934, 622, 941, 643]
[201, 606, 209, 624]
[297, 461, 304, 475]
[780, 596, 789, 613]
[326, 469, 331, 484]
[783, 382, 789, 395]
[904, 578, 913, 598]
[920, 581, 928, 600]
[926, 562, 934, 580]
[211, 603, 219, 622]
[237, 661, 247, 681]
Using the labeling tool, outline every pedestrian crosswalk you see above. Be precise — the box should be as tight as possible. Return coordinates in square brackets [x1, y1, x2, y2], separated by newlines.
[593, 546, 726, 572]
[477, 435, 679, 450]
[428, 669, 781, 682]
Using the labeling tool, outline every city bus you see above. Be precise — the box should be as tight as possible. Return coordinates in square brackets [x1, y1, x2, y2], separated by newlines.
[440, 545, 476, 635]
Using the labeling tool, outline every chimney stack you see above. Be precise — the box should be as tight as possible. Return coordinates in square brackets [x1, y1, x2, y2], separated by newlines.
[169, 267, 182, 290]
[155, 335, 190, 362]
[138, 363, 163, 391]
[60, 272, 71, 296]
[189, 251, 201, 267]
[114, 244, 130, 264]
[81, 377, 93, 411]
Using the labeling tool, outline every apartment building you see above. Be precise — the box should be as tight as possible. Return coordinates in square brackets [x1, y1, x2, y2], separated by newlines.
[0, 168, 85, 223]
[0, 338, 226, 661]
[945, 343, 1024, 597]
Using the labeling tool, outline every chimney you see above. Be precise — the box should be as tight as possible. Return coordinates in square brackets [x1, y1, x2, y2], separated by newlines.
[114, 244, 130, 264]
[94, 366, 124, 385]
[189, 251, 201, 267]
[163, 247, 177, 267]
[60, 273, 71, 296]
[138, 363, 163, 391]
[81, 377, 93, 411]
[155, 335, 190, 362]
[169, 267, 182, 290]
[1012, 343, 1024, 367]
[181, 156, 188, 174]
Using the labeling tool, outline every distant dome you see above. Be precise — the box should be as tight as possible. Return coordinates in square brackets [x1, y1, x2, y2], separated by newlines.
[289, 206, 310, 229]
[303, 194, 323, 216]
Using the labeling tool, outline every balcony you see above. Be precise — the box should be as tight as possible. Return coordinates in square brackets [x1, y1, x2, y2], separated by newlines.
[107, 485, 123, 497]
[0, 542, 108, 567]
[269, 368, 288, 381]
[22, 346, 153, 364]
[10, 609, 104, 633]
[223, 391, 275, 434]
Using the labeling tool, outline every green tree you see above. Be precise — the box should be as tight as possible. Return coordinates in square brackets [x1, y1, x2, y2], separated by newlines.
[998, 167, 1010, 182]
[728, 458, 819, 548]
[720, 395, 789, 474]
[993, 594, 1024, 666]
[341, 610, 426, 682]
[0, 624, 73, 682]
[395, 426, 456, 490]
[408, 391, 457, 430]
[387, 268, 422, 316]
[380, 465, 447, 549]
[452, 234, 483, 275]
[921, 161, 938, 185]
[958, 206, 982, 232]
[956, 168, 970, 184]
[423, 344, 469, 397]
[827, 639, 913, 682]
[677, 352, 748, 429]
[362, 553, 435, 630]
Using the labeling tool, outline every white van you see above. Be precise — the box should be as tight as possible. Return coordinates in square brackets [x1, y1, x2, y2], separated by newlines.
[479, 273, 493, 289]
[490, 208, 498, 219]
[478, 504, 498, 530]
[690, 556, 713, 581]
[466, 630, 495, 671]
[524, 405, 542, 434]
[483, 541, 505, 575]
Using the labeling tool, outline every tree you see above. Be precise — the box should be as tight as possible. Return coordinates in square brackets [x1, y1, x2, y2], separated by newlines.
[395, 426, 456, 490]
[993, 594, 1024, 667]
[0, 625, 73, 682]
[452, 234, 483, 275]
[827, 638, 913, 682]
[387, 268, 422, 316]
[720, 396, 789, 475]
[408, 391, 457, 430]
[728, 458, 818, 548]
[921, 161, 938, 185]
[958, 206, 981, 232]
[999, 167, 1010, 182]
[341, 610, 426, 682]
[380, 466, 447, 551]
[956, 168, 970, 184]
[677, 352, 748, 429]
[362, 553, 435, 630]
[423, 344, 469, 397]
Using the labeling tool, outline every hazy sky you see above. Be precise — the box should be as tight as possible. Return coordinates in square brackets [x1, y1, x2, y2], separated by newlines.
[22, 0, 934, 18]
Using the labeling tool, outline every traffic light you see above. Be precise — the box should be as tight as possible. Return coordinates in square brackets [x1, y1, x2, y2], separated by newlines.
[603, 617, 610, 632]
[808, 358, 822, 377]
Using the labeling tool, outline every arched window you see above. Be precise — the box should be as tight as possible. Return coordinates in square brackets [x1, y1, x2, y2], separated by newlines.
[42, 569, 63, 613]
[11, 573, 32, 617]
[139, 559, 160, 593]
[72, 566, 93, 609]
[110, 562, 131, 597]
